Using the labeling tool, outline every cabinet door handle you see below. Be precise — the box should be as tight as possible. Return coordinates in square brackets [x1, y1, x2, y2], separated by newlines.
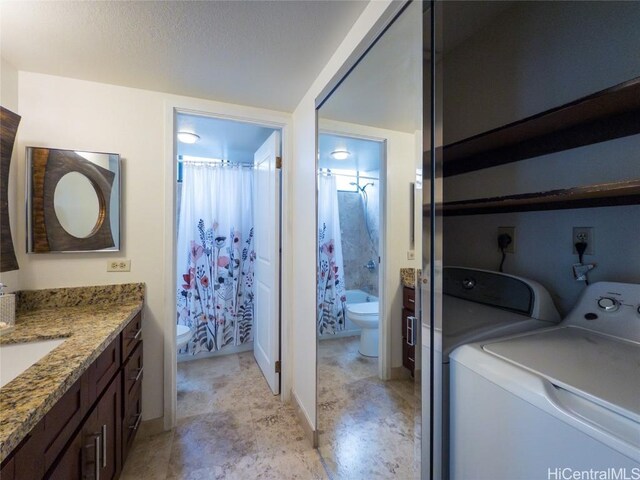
[130, 329, 142, 340]
[94, 435, 101, 480]
[101, 425, 107, 468]
[407, 316, 416, 346]
[130, 367, 144, 383]
[129, 413, 142, 431]
[408, 297, 415, 304]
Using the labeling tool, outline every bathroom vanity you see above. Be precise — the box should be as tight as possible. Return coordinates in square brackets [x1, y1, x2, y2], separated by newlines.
[402, 286, 416, 376]
[0, 284, 144, 479]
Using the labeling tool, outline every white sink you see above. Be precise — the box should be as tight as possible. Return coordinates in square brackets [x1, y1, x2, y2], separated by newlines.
[0, 338, 66, 388]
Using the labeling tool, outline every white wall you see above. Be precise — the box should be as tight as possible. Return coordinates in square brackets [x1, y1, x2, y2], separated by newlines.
[14, 71, 291, 421]
[443, 1, 640, 144]
[289, 0, 397, 431]
[0, 58, 21, 292]
[442, 2, 640, 314]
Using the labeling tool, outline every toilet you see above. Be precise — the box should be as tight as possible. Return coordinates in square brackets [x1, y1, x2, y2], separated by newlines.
[176, 324, 193, 351]
[346, 301, 379, 357]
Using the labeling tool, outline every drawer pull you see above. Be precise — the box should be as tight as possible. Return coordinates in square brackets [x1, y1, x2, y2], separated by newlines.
[408, 297, 415, 304]
[406, 316, 416, 346]
[129, 413, 142, 431]
[94, 435, 101, 480]
[130, 367, 144, 383]
[129, 329, 142, 341]
[101, 425, 107, 468]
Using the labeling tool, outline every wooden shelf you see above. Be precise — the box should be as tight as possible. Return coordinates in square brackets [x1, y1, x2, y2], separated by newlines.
[441, 77, 640, 177]
[433, 180, 640, 216]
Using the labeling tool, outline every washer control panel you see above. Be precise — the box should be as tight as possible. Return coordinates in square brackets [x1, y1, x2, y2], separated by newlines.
[564, 281, 640, 343]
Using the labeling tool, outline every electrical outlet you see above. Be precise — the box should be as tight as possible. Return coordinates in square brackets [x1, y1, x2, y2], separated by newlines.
[573, 227, 594, 255]
[107, 259, 131, 272]
[407, 250, 415, 260]
[497, 227, 516, 254]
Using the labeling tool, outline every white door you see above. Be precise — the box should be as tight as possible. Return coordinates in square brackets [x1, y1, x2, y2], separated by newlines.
[253, 131, 281, 395]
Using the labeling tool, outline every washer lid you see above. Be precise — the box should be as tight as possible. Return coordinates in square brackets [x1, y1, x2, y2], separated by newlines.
[347, 302, 378, 316]
[483, 326, 640, 421]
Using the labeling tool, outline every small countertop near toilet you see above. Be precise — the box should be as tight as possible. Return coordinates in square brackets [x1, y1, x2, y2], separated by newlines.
[401, 268, 420, 289]
[0, 283, 144, 463]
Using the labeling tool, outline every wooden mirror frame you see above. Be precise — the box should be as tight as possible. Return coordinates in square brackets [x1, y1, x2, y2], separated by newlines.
[0, 107, 21, 271]
[27, 147, 120, 253]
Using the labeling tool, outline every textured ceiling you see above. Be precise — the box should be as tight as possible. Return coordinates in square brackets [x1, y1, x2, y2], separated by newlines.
[0, 0, 368, 112]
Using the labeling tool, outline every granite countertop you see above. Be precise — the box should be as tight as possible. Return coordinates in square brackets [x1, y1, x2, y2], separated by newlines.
[0, 284, 144, 463]
[401, 268, 417, 289]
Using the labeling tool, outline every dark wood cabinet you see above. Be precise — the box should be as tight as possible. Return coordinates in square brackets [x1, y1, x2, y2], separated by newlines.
[86, 375, 122, 480]
[1, 311, 142, 480]
[402, 286, 416, 376]
[46, 427, 85, 480]
[8, 423, 45, 480]
[122, 339, 143, 463]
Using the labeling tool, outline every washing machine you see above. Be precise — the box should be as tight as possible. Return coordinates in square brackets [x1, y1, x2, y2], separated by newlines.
[450, 281, 640, 479]
[431, 267, 561, 478]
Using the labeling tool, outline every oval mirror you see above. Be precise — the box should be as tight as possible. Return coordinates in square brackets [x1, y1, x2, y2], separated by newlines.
[53, 172, 101, 238]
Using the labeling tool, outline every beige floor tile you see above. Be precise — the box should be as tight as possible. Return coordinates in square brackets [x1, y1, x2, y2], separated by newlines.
[317, 336, 420, 480]
[168, 409, 258, 473]
[120, 429, 174, 480]
[125, 338, 420, 480]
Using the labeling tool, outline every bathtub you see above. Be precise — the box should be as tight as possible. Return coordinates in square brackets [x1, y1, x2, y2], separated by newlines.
[345, 289, 378, 305]
[319, 289, 377, 339]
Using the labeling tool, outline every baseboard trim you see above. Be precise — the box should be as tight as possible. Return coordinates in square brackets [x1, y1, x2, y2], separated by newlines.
[291, 390, 318, 448]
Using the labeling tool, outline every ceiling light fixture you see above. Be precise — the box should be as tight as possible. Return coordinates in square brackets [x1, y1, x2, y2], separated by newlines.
[331, 149, 351, 161]
[177, 131, 200, 144]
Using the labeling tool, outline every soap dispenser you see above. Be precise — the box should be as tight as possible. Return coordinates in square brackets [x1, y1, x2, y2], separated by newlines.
[0, 283, 16, 332]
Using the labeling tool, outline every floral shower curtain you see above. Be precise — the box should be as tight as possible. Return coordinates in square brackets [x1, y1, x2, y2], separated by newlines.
[177, 163, 255, 354]
[317, 174, 347, 335]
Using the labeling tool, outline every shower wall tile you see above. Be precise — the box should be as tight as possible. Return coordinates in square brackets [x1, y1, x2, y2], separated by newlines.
[338, 192, 378, 297]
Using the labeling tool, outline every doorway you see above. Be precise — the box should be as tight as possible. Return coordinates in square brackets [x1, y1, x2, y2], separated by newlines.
[173, 113, 283, 417]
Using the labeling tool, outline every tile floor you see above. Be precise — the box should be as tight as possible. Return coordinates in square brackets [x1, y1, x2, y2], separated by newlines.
[317, 336, 421, 479]
[120, 351, 327, 480]
[121, 337, 419, 479]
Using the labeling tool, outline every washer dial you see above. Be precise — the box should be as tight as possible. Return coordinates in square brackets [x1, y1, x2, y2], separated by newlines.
[597, 297, 620, 312]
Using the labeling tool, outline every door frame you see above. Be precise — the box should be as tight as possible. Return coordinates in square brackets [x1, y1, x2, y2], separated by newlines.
[315, 128, 389, 380]
[163, 99, 291, 430]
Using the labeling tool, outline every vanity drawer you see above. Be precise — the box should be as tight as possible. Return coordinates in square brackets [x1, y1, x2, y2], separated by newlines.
[121, 312, 142, 362]
[403, 287, 416, 311]
[89, 335, 121, 403]
[41, 373, 89, 469]
[122, 381, 142, 463]
[123, 341, 143, 402]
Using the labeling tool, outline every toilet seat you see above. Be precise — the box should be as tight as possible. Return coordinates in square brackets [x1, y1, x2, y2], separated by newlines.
[346, 302, 379, 357]
[177, 324, 193, 350]
[346, 302, 378, 321]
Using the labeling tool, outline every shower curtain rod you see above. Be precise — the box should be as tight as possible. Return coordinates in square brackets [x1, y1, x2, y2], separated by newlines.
[179, 157, 254, 168]
[317, 169, 378, 181]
